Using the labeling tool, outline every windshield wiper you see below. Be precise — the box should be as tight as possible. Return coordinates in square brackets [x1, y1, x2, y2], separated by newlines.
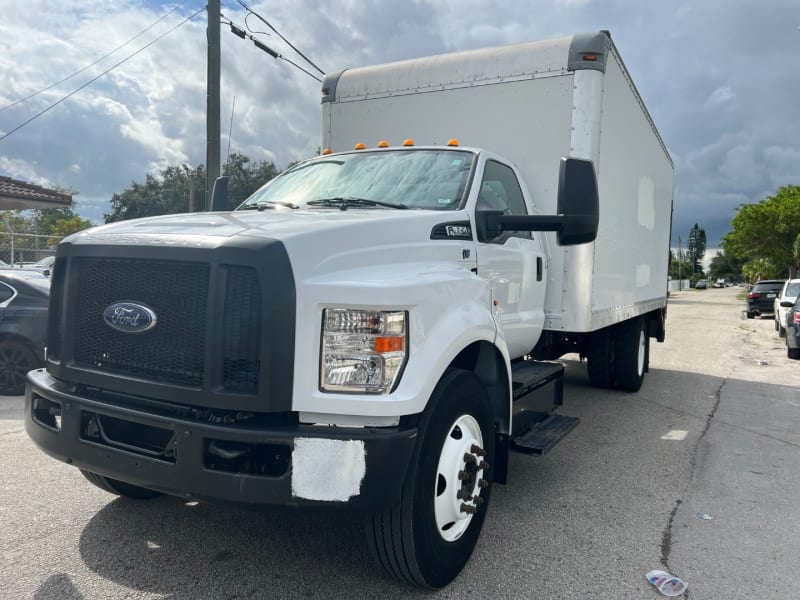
[306, 197, 409, 210]
[238, 200, 299, 211]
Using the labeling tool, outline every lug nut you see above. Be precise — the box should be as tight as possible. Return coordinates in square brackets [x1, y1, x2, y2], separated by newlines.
[478, 479, 489, 488]
[470, 444, 486, 457]
[458, 470, 470, 481]
[463, 453, 477, 464]
[457, 489, 471, 500]
[474, 496, 484, 505]
[478, 460, 490, 470]
[460, 503, 477, 515]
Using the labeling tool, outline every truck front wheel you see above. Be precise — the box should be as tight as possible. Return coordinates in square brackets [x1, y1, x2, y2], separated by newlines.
[614, 317, 649, 392]
[365, 369, 494, 588]
[80, 469, 162, 500]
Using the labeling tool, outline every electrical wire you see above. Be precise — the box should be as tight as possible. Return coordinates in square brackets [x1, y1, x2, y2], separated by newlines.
[235, 0, 324, 75]
[222, 13, 322, 82]
[0, 6, 205, 143]
[0, 0, 187, 113]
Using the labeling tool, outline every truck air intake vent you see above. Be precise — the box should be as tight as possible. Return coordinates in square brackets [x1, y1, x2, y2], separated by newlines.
[73, 258, 210, 387]
[222, 266, 262, 393]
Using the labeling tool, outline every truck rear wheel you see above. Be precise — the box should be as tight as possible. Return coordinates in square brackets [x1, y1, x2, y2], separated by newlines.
[80, 469, 162, 500]
[614, 317, 648, 392]
[586, 327, 615, 388]
[365, 369, 494, 588]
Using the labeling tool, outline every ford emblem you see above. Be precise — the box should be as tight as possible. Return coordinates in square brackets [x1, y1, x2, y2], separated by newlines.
[102, 301, 157, 334]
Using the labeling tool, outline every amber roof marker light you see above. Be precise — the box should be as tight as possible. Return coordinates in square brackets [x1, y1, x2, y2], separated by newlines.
[377, 140, 389, 148]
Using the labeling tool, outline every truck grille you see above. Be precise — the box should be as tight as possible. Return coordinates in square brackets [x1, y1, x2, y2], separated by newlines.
[222, 266, 262, 393]
[74, 258, 211, 387]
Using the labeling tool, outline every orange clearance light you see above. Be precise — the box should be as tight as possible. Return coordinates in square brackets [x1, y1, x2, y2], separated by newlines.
[402, 139, 415, 146]
[322, 148, 332, 155]
[377, 140, 389, 148]
[447, 139, 460, 147]
[354, 142, 366, 150]
[375, 336, 404, 353]
[583, 54, 598, 61]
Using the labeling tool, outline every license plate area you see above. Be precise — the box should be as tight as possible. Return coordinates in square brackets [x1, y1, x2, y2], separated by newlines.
[80, 411, 176, 463]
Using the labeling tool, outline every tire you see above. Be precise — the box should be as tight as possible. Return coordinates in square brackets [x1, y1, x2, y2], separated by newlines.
[774, 318, 780, 332]
[788, 347, 800, 360]
[586, 327, 615, 388]
[365, 369, 494, 588]
[80, 469, 162, 500]
[779, 324, 786, 338]
[0, 340, 39, 395]
[746, 312, 755, 319]
[614, 317, 649, 392]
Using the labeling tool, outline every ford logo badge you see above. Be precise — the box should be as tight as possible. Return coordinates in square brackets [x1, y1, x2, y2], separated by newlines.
[102, 301, 157, 334]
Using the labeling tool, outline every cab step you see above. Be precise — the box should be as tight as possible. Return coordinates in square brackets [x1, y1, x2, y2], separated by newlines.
[510, 414, 580, 455]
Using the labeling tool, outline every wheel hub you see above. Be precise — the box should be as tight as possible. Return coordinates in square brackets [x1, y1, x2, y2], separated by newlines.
[434, 414, 489, 542]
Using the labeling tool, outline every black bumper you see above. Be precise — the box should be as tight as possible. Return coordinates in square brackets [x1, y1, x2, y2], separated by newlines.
[25, 369, 417, 512]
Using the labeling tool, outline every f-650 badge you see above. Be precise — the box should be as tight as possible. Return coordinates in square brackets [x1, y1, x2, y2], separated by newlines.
[102, 302, 157, 333]
[445, 225, 471, 237]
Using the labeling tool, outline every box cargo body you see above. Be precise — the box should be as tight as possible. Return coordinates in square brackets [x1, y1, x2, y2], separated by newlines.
[321, 32, 673, 334]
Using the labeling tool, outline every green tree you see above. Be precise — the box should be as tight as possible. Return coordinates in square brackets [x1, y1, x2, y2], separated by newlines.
[707, 251, 745, 283]
[686, 223, 706, 273]
[37, 207, 78, 237]
[46, 216, 93, 246]
[722, 185, 800, 277]
[742, 257, 778, 283]
[105, 154, 279, 223]
[222, 153, 279, 210]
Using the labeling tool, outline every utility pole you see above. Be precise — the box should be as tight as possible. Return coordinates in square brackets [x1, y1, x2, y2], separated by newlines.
[206, 0, 221, 210]
[678, 236, 682, 291]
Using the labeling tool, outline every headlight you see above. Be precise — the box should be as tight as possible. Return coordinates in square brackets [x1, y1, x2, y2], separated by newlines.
[321, 309, 407, 393]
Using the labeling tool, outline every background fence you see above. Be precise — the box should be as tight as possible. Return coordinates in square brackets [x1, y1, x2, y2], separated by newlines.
[0, 232, 62, 266]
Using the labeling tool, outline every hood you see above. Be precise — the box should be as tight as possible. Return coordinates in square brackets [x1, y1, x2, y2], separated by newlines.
[63, 209, 476, 278]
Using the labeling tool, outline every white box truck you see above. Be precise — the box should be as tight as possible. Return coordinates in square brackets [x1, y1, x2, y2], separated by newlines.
[26, 31, 673, 588]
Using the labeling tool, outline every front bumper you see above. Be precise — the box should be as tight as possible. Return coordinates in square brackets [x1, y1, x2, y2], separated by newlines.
[25, 369, 417, 511]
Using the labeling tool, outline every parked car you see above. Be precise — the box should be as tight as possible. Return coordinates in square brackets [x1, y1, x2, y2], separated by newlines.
[695, 279, 708, 289]
[27, 255, 55, 277]
[783, 296, 800, 359]
[774, 279, 800, 337]
[746, 279, 785, 319]
[0, 271, 49, 394]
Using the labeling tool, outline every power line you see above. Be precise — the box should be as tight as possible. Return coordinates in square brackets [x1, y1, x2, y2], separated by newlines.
[221, 14, 322, 82]
[235, 0, 325, 75]
[0, 0, 187, 113]
[0, 6, 205, 143]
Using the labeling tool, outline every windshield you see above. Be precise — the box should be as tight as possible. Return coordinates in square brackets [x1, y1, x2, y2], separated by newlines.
[237, 149, 474, 211]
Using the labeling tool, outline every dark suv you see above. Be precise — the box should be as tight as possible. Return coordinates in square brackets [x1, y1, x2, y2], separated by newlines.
[746, 279, 785, 319]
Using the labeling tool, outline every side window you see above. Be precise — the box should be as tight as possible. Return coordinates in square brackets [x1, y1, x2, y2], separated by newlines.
[476, 160, 530, 242]
[0, 282, 14, 304]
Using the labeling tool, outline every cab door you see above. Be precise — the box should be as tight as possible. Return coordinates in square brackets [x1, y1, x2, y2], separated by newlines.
[473, 158, 546, 359]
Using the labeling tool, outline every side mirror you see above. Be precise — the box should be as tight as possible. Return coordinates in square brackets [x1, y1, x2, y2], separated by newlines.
[555, 157, 599, 245]
[477, 157, 599, 246]
[210, 176, 229, 212]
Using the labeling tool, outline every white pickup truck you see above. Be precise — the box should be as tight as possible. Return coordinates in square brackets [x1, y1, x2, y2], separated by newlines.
[26, 31, 673, 588]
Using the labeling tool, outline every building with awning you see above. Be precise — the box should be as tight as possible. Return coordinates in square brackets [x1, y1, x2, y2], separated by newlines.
[0, 176, 72, 210]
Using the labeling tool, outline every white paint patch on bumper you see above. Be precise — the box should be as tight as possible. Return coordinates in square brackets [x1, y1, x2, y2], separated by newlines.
[291, 438, 367, 501]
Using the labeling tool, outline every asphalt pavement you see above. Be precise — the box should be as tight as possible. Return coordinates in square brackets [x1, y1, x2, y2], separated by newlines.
[1, 287, 798, 599]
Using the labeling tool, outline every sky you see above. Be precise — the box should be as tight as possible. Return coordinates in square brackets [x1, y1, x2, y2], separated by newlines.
[1, 0, 799, 246]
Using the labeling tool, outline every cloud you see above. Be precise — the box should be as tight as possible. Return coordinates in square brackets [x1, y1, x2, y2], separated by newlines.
[0, 0, 797, 245]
